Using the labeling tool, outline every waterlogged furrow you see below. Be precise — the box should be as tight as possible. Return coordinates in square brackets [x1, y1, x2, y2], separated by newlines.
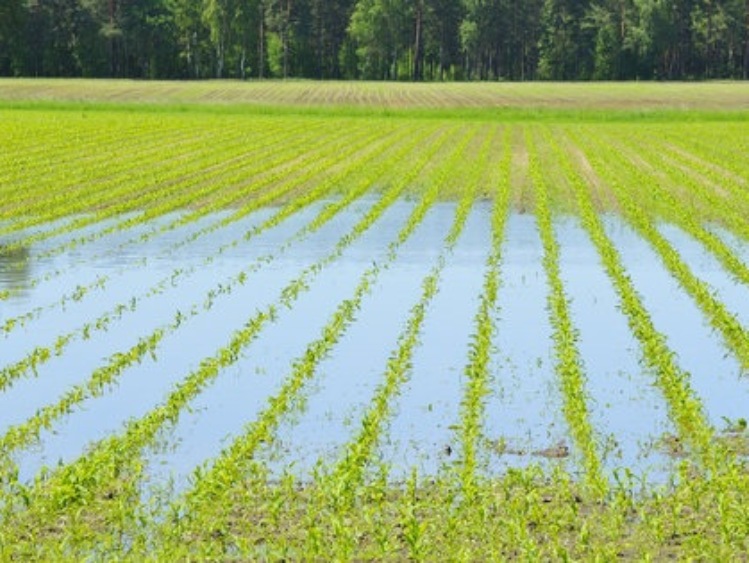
[0, 126, 461, 557]
[148, 128, 477, 558]
[572, 130, 749, 372]
[483, 140, 561, 469]
[527, 128, 607, 499]
[592, 128, 749, 287]
[0, 123, 423, 394]
[559, 129, 717, 462]
[0, 120, 390, 324]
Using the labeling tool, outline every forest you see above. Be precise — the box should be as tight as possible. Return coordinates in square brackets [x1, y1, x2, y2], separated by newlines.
[1, 0, 748, 81]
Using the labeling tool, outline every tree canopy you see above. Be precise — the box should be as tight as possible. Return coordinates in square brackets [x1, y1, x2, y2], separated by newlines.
[1, 0, 747, 80]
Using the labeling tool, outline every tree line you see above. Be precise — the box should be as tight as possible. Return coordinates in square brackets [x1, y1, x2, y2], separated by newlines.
[1, 0, 748, 81]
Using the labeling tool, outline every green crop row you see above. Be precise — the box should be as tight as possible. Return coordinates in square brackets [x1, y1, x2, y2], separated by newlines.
[527, 126, 608, 500]
[141, 126, 478, 559]
[571, 128, 749, 372]
[0, 124, 459, 558]
[0, 118, 329, 260]
[438, 127, 524, 560]
[0, 118, 420, 400]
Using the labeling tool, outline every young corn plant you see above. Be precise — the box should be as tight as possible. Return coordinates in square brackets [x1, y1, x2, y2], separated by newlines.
[557, 127, 716, 464]
[157, 125, 472, 558]
[527, 126, 608, 502]
[0, 124, 461, 558]
[570, 127, 749, 372]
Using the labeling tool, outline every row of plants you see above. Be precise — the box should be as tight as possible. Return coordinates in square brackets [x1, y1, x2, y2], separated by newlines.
[427, 127, 521, 560]
[601, 126, 749, 249]
[555, 125, 749, 556]
[152, 125, 480, 559]
[569, 127, 749, 372]
[453, 127, 507, 495]
[526, 126, 608, 500]
[0, 123, 465, 558]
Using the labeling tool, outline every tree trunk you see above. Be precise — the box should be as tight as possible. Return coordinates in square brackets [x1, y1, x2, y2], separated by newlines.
[282, 0, 292, 78]
[258, 3, 265, 78]
[745, 0, 749, 78]
[413, 3, 423, 81]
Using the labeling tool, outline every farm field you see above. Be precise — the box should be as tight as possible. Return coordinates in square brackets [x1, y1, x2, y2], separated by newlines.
[1, 80, 749, 559]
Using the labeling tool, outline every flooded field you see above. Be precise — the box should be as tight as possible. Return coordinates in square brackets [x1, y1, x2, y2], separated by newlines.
[3, 202, 748, 490]
[2, 97, 749, 559]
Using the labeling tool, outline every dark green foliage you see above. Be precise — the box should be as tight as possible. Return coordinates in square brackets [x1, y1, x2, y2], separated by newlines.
[2, 0, 748, 79]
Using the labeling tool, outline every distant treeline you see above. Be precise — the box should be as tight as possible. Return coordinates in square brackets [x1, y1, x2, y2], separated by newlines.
[1, 0, 748, 81]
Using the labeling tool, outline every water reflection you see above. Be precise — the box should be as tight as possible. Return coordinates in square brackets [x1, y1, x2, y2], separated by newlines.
[0, 245, 32, 297]
[5, 208, 749, 490]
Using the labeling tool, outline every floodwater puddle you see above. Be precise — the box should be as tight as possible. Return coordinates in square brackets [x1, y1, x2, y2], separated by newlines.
[658, 222, 749, 329]
[555, 215, 675, 483]
[5, 200, 356, 477]
[483, 213, 568, 475]
[377, 202, 493, 479]
[142, 198, 417, 492]
[3, 205, 747, 490]
[603, 218, 749, 430]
